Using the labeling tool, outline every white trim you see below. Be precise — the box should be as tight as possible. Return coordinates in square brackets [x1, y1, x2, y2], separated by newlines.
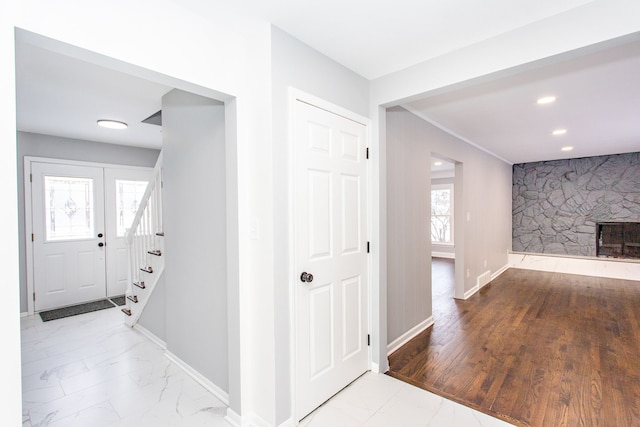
[23, 155, 155, 316]
[491, 263, 510, 281]
[508, 252, 640, 281]
[164, 350, 229, 406]
[225, 409, 241, 427]
[370, 362, 381, 374]
[477, 270, 492, 289]
[432, 252, 455, 259]
[133, 323, 166, 350]
[386, 316, 434, 356]
[24, 155, 155, 171]
[224, 410, 275, 427]
[288, 88, 373, 423]
[462, 285, 480, 300]
[277, 418, 296, 427]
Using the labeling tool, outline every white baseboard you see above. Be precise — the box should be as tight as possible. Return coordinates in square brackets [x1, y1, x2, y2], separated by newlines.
[463, 285, 479, 299]
[165, 350, 229, 405]
[21, 312, 28, 318]
[432, 252, 455, 259]
[277, 417, 296, 427]
[509, 253, 640, 281]
[370, 361, 381, 374]
[477, 270, 491, 289]
[225, 408, 241, 427]
[491, 263, 510, 280]
[134, 323, 166, 350]
[387, 317, 434, 356]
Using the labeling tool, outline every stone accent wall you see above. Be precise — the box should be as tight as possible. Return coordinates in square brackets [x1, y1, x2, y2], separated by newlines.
[512, 152, 640, 256]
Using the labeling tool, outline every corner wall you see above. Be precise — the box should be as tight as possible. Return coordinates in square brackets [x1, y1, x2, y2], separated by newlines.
[386, 107, 511, 345]
[162, 89, 228, 394]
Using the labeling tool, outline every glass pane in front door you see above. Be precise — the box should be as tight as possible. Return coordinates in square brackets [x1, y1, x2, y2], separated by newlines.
[44, 175, 95, 241]
[115, 179, 149, 237]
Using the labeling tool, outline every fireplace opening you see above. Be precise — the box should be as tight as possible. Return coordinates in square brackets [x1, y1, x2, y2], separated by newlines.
[596, 222, 640, 259]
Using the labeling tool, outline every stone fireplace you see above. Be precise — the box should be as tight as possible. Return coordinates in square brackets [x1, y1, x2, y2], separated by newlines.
[512, 152, 640, 258]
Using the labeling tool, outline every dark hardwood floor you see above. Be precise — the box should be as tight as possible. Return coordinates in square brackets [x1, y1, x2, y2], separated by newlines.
[388, 258, 640, 427]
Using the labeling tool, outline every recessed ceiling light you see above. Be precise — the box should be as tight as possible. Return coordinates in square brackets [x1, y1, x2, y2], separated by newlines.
[434, 161, 443, 166]
[561, 146, 574, 152]
[97, 120, 128, 129]
[552, 129, 567, 136]
[537, 96, 557, 105]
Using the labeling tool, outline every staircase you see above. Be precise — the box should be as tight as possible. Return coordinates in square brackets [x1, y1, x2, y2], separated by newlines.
[122, 152, 164, 327]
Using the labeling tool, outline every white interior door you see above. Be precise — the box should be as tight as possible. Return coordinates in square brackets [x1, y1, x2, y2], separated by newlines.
[31, 162, 106, 311]
[295, 100, 369, 419]
[104, 167, 151, 297]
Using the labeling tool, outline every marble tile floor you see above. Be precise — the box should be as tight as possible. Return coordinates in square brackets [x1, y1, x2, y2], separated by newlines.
[21, 307, 513, 427]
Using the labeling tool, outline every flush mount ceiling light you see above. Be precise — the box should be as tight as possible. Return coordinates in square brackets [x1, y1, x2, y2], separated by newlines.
[552, 129, 567, 136]
[434, 161, 443, 166]
[561, 146, 574, 152]
[537, 96, 557, 105]
[97, 120, 128, 129]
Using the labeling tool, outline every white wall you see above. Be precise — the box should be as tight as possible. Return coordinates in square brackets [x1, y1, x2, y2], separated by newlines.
[386, 106, 512, 344]
[386, 116, 432, 343]
[162, 89, 228, 393]
[4, 2, 272, 424]
[270, 26, 370, 425]
[16, 131, 160, 312]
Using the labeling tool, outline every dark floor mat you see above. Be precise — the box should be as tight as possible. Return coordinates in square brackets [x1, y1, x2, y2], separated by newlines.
[39, 299, 116, 322]
[110, 296, 126, 306]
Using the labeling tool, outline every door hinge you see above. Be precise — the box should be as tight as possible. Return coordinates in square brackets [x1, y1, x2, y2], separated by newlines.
[366, 147, 369, 159]
[33, 292, 36, 301]
[367, 241, 370, 253]
[367, 334, 370, 346]
[32, 233, 34, 242]
[30, 173, 33, 183]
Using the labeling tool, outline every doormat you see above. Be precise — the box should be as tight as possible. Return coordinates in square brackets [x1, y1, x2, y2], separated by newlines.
[39, 299, 116, 322]
[110, 296, 126, 306]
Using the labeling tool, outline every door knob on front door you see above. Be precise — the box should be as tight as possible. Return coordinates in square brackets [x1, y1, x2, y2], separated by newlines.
[300, 272, 314, 283]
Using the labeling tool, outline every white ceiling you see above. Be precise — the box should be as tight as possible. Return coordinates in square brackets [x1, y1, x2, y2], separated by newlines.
[14, 1, 640, 163]
[403, 37, 640, 164]
[16, 42, 170, 149]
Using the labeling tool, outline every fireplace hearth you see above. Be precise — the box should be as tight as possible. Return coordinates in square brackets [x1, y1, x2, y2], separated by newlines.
[596, 222, 640, 259]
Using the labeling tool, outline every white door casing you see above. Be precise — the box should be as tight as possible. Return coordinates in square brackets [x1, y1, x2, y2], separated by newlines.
[26, 157, 154, 314]
[294, 99, 369, 420]
[31, 162, 106, 311]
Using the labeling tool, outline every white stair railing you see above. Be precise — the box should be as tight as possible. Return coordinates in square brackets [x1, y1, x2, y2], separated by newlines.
[122, 152, 164, 326]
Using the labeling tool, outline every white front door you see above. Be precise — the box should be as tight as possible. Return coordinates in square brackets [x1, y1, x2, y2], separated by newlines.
[295, 100, 369, 419]
[31, 162, 106, 311]
[104, 168, 151, 297]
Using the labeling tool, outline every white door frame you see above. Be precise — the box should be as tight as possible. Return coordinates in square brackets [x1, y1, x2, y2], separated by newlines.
[24, 156, 154, 316]
[288, 88, 373, 422]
